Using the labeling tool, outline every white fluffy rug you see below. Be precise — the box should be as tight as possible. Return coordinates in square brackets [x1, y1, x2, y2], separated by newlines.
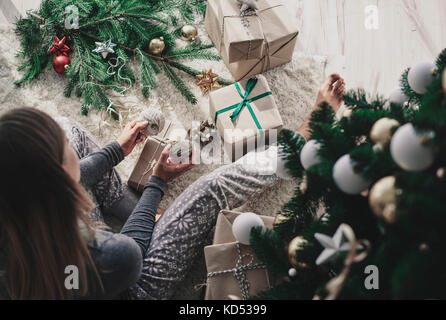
[0, 24, 325, 298]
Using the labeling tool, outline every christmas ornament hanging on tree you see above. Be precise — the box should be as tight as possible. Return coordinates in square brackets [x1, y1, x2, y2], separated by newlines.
[148, 37, 165, 55]
[195, 69, 221, 94]
[369, 176, 398, 224]
[437, 167, 445, 179]
[49, 36, 70, 56]
[180, 25, 198, 42]
[388, 87, 409, 107]
[92, 39, 116, 59]
[390, 123, 435, 172]
[288, 268, 297, 278]
[314, 224, 354, 265]
[138, 108, 166, 137]
[288, 236, 308, 268]
[370, 118, 400, 147]
[273, 213, 288, 228]
[442, 69, 446, 93]
[300, 140, 322, 170]
[341, 107, 353, 119]
[408, 62, 436, 94]
[333, 155, 371, 195]
[53, 55, 70, 74]
[232, 212, 265, 245]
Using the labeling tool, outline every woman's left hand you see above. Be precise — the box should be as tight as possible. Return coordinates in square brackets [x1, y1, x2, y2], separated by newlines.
[117, 120, 148, 157]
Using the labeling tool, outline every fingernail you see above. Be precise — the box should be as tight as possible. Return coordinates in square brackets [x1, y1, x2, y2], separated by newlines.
[166, 143, 172, 150]
[142, 120, 149, 125]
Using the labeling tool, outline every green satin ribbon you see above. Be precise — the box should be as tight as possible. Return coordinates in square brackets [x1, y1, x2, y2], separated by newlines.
[214, 77, 272, 131]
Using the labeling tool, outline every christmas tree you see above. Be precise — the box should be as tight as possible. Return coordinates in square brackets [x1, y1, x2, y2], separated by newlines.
[15, 0, 231, 119]
[250, 49, 446, 299]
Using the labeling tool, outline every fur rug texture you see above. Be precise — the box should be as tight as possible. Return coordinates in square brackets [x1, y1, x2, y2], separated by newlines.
[0, 24, 326, 299]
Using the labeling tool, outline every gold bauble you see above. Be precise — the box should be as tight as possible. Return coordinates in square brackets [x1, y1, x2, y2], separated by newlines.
[180, 24, 198, 42]
[299, 175, 308, 194]
[273, 213, 288, 228]
[419, 243, 430, 253]
[369, 176, 398, 224]
[342, 107, 353, 119]
[288, 236, 308, 268]
[442, 70, 446, 93]
[148, 37, 165, 55]
[370, 118, 400, 146]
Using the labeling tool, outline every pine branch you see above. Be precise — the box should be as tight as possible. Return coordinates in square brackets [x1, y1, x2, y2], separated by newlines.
[435, 48, 446, 72]
[161, 61, 197, 104]
[250, 227, 290, 275]
[277, 129, 306, 178]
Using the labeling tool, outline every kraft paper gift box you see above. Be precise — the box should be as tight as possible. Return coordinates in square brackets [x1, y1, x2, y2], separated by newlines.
[209, 74, 283, 162]
[128, 121, 176, 192]
[204, 210, 274, 300]
[205, 0, 299, 80]
[205, 0, 264, 63]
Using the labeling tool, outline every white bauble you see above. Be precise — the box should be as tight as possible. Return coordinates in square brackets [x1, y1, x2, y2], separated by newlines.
[300, 140, 322, 170]
[408, 62, 436, 94]
[232, 212, 265, 245]
[390, 123, 435, 172]
[388, 87, 409, 106]
[288, 268, 297, 277]
[333, 155, 372, 195]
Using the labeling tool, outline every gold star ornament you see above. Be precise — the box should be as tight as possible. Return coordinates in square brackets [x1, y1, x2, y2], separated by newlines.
[195, 69, 221, 94]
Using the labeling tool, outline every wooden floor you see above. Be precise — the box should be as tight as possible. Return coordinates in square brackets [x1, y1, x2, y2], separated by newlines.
[1, 0, 445, 97]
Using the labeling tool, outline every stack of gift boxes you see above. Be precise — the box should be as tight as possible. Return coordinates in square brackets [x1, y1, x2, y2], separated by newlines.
[204, 0, 298, 299]
[128, 0, 298, 299]
[207, 0, 298, 161]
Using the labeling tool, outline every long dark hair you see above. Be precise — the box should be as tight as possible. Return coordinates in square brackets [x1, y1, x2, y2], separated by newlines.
[0, 108, 99, 299]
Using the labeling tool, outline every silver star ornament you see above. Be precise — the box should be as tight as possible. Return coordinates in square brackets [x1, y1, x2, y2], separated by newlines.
[93, 39, 116, 59]
[237, 0, 259, 13]
[314, 224, 359, 265]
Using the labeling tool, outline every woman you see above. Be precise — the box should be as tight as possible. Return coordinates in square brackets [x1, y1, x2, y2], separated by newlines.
[0, 74, 344, 299]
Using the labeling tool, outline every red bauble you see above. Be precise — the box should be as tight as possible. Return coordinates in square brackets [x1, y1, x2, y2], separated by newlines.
[53, 55, 71, 74]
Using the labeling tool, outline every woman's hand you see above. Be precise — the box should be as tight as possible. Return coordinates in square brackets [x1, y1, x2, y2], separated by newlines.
[117, 120, 148, 157]
[153, 144, 195, 183]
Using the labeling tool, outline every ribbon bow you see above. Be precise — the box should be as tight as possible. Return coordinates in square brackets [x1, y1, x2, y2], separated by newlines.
[214, 77, 272, 131]
[49, 36, 70, 56]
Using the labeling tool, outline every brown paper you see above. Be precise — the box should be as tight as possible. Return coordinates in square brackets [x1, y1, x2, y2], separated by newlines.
[213, 210, 274, 244]
[204, 242, 271, 300]
[205, 0, 299, 80]
[205, 0, 264, 63]
[204, 210, 274, 300]
[127, 138, 167, 192]
[128, 121, 175, 192]
[209, 74, 283, 161]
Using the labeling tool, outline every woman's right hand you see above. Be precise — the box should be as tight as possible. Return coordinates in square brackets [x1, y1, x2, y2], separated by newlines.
[153, 144, 195, 183]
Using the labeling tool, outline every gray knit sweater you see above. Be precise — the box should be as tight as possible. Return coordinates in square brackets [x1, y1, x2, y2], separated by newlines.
[0, 142, 166, 299]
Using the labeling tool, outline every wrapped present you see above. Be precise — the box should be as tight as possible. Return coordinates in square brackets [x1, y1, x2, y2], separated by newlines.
[204, 210, 274, 300]
[205, 0, 265, 63]
[209, 75, 283, 161]
[205, 0, 299, 80]
[128, 121, 176, 192]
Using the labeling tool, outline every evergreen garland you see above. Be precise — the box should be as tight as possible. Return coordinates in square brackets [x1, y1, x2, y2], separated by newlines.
[15, 0, 232, 119]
